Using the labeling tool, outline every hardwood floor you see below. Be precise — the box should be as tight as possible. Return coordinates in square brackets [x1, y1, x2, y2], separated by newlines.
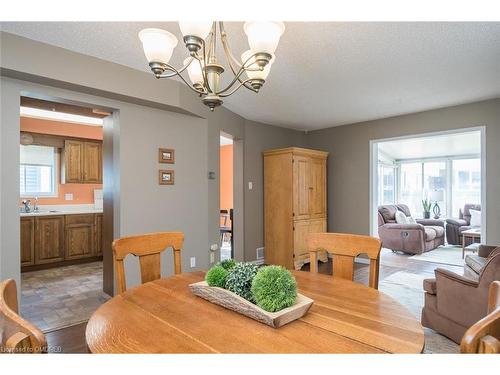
[46, 322, 88, 353]
[45, 249, 463, 353]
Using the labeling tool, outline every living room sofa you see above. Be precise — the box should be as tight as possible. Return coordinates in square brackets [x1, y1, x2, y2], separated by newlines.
[378, 204, 445, 254]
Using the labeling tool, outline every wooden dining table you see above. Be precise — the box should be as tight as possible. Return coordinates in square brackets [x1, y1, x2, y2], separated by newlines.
[86, 271, 425, 353]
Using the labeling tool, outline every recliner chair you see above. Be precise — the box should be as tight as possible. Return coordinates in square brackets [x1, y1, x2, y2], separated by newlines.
[446, 203, 481, 245]
[421, 251, 500, 344]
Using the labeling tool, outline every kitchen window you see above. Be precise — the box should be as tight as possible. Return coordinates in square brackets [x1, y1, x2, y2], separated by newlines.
[20, 145, 57, 197]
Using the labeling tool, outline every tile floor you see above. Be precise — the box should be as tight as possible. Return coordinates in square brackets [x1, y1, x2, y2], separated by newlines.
[20, 262, 110, 332]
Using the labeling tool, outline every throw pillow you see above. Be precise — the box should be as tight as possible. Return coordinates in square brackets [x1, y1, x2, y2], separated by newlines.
[470, 209, 481, 227]
[407, 216, 417, 224]
[395, 211, 408, 224]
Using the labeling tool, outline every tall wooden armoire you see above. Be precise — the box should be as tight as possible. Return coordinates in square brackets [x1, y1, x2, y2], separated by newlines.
[263, 147, 329, 270]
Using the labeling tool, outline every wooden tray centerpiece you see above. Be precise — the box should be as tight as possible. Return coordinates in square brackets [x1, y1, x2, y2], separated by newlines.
[190, 261, 313, 328]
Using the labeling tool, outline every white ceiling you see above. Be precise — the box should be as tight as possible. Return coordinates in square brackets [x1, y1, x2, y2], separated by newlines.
[378, 130, 481, 160]
[1, 22, 499, 130]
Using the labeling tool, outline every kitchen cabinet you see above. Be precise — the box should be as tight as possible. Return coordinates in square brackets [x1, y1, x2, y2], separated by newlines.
[95, 213, 103, 256]
[65, 214, 95, 260]
[263, 147, 328, 270]
[62, 140, 102, 184]
[21, 212, 103, 271]
[83, 142, 102, 183]
[20, 217, 35, 266]
[35, 216, 65, 264]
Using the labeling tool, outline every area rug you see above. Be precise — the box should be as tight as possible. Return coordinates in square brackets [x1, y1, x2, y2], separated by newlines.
[410, 245, 465, 267]
[379, 270, 460, 354]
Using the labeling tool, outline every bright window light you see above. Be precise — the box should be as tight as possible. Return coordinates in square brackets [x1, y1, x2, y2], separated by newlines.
[20, 106, 104, 126]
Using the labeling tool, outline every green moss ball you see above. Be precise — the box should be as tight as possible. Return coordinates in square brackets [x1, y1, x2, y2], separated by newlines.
[225, 262, 259, 302]
[205, 265, 229, 288]
[218, 258, 236, 270]
[251, 265, 297, 312]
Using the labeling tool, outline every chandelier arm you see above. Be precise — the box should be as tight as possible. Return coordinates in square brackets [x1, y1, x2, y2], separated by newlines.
[218, 22, 258, 92]
[216, 61, 257, 95]
[158, 63, 207, 95]
[198, 38, 211, 92]
[219, 22, 244, 70]
[157, 56, 196, 78]
[219, 79, 258, 97]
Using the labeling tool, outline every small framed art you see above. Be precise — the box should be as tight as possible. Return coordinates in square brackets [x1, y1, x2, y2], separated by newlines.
[159, 148, 175, 164]
[159, 170, 174, 185]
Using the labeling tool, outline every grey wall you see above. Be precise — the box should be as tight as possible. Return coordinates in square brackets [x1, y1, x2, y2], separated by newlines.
[306, 99, 500, 244]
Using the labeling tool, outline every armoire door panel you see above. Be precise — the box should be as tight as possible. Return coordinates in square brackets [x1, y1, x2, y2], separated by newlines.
[293, 219, 327, 259]
[309, 158, 326, 218]
[293, 155, 310, 220]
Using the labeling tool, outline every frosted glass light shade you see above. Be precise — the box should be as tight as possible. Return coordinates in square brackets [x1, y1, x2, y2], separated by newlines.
[139, 28, 178, 64]
[243, 22, 285, 54]
[179, 22, 213, 40]
[241, 50, 274, 80]
[184, 58, 204, 85]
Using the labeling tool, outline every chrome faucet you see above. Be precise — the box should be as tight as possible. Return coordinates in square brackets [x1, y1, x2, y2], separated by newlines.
[33, 197, 39, 212]
[22, 200, 31, 213]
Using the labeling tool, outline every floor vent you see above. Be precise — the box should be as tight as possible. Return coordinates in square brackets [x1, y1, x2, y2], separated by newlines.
[256, 247, 265, 260]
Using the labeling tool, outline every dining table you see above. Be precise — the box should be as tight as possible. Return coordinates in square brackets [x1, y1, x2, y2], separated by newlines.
[85, 271, 425, 353]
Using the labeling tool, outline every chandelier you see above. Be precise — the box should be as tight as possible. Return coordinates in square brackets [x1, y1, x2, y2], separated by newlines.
[138, 22, 285, 111]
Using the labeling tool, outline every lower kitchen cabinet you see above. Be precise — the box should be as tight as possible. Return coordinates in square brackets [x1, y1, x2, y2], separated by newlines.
[95, 213, 103, 256]
[35, 216, 65, 264]
[20, 217, 35, 266]
[21, 212, 103, 271]
[65, 214, 95, 260]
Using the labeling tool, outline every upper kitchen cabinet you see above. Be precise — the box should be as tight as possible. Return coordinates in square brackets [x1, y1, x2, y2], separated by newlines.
[62, 139, 102, 184]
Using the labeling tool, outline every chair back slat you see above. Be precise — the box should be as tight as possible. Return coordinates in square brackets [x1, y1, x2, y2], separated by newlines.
[461, 281, 500, 353]
[112, 232, 184, 294]
[0, 279, 47, 353]
[308, 233, 382, 289]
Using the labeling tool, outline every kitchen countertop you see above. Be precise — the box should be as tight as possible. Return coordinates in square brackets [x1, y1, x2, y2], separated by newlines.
[20, 204, 103, 217]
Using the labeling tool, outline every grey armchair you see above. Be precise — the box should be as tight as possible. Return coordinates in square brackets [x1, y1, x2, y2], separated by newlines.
[421, 251, 500, 343]
[378, 204, 445, 254]
[446, 204, 481, 245]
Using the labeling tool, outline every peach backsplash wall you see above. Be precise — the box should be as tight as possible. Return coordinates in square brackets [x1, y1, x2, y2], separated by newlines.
[20, 117, 102, 205]
[220, 144, 233, 211]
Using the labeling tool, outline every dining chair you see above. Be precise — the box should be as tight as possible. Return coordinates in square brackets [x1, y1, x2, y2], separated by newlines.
[0, 279, 47, 353]
[112, 231, 184, 294]
[460, 281, 500, 353]
[307, 232, 382, 289]
[220, 209, 232, 245]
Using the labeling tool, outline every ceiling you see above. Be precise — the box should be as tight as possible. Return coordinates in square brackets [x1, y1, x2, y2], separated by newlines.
[378, 130, 481, 160]
[2, 22, 499, 130]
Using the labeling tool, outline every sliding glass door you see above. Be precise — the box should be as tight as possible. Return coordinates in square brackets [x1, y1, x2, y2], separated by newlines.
[378, 164, 396, 205]
[452, 159, 481, 216]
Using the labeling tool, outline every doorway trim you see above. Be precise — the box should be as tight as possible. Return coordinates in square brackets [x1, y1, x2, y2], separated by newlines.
[220, 131, 244, 262]
[19, 90, 117, 296]
[369, 126, 487, 242]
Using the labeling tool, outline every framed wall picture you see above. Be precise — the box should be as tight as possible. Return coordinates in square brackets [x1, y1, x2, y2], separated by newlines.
[159, 148, 175, 164]
[159, 170, 174, 185]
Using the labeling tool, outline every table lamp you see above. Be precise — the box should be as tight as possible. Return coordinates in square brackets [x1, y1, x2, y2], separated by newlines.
[429, 190, 444, 219]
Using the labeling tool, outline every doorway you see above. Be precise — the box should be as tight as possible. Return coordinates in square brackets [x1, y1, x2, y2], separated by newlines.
[370, 127, 485, 265]
[220, 133, 234, 260]
[18, 95, 114, 332]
